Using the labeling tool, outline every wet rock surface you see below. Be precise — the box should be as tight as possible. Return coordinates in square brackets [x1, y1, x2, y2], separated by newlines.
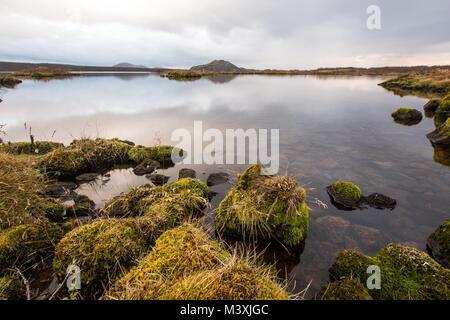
[206, 172, 229, 186]
[363, 193, 397, 210]
[133, 159, 159, 175]
[75, 173, 100, 182]
[146, 173, 169, 185]
[178, 168, 196, 179]
[43, 182, 77, 200]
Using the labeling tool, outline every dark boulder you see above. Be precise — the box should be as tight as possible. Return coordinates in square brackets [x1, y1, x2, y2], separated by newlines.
[43, 182, 77, 200]
[427, 220, 450, 269]
[206, 172, 229, 186]
[147, 173, 169, 186]
[391, 108, 423, 126]
[133, 159, 159, 175]
[179, 168, 196, 179]
[363, 193, 397, 210]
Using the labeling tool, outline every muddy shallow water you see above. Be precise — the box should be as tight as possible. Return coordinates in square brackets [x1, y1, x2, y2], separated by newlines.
[1, 73, 449, 298]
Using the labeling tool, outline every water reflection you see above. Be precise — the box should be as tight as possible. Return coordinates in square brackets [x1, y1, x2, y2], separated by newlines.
[1, 74, 449, 298]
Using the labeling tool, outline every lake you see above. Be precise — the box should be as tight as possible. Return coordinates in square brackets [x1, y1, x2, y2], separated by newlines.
[0, 73, 449, 298]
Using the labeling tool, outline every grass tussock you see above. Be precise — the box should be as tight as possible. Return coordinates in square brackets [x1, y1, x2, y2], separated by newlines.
[105, 224, 290, 300]
[0, 141, 64, 155]
[215, 164, 309, 247]
[0, 152, 62, 229]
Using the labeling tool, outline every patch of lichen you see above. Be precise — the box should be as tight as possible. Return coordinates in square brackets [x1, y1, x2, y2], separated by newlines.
[128, 145, 179, 164]
[105, 178, 209, 218]
[0, 222, 64, 275]
[40, 138, 132, 178]
[0, 141, 64, 155]
[106, 224, 290, 300]
[215, 164, 308, 247]
[0, 274, 25, 300]
[53, 217, 163, 298]
[329, 244, 450, 300]
[331, 181, 362, 201]
[0, 151, 59, 229]
[318, 279, 372, 300]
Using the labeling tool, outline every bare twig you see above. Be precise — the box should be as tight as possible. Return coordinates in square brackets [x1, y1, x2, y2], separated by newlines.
[14, 267, 31, 300]
[49, 272, 70, 300]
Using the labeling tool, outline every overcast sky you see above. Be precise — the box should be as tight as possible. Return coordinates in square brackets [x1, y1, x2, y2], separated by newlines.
[0, 0, 449, 69]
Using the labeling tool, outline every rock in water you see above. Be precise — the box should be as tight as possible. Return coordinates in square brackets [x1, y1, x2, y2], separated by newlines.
[147, 173, 169, 186]
[427, 220, 450, 269]
[391, 108, 423, 125]
[206, 172, 229, 186]
[179, 168, 196, 179]
[364, 193, 397, 210]
[75, 173, 100, 182]
[427, 118, 450, 146]
[326, 181, 362, 210]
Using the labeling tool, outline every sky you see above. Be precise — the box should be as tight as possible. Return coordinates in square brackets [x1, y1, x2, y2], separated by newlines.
[0, 0, 449, 69]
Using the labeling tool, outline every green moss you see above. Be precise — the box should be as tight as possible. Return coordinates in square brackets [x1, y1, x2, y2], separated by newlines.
[105, 178, 209, 218]
[43, 199, 65, 222]
[331, 181, 362, 201]
[433, 220, 450, 258]
[392, 108, 414, 116]
[329, 244, 450, 300]
[128, 145, 178, 164]
[0, 275, 25, 300]
[215, 164, 309, 246]
[0, 141, 64, 155]
[53, 217, 162, 298]
[438, 93, 450, 112]
[40, 138, 132, 178]
[0, 76, 22, 88]
[0, 222, 64, 275]
[107, 224, 290, 300]
[319, 279, 372, 300]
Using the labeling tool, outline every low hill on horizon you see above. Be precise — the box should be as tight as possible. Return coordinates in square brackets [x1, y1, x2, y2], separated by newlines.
[113, 62, 147, 68]
[190, 60, 246, 72]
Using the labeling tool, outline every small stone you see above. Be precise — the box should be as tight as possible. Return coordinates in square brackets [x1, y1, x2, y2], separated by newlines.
[179, 168, 196, 179]
[206, 172, 229, 186]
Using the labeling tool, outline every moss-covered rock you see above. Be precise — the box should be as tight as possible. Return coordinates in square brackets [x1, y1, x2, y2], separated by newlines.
[326, 181, 362, 209]
[215, 164, 308, 247]
[436, 93, 450, 115]
[329, 243, 450, 300]
[105, 178, 210, 218]
[423, 99, 441, 114]
[427, 117, 450, 146]
[40, 138, 132, 178]
[0, 141, 64, 155]
[106, 224, 290, 300]
[53, 217, 162, 297]
[0, 222, 64, 275]
[318, 279, 372, 300]
[427, 219, 450, 269]
[432, 145, 450, 167]
[128, 145, 181, 167]
[0, 275, 25, 300]
[391, 108, 423, 125]
[0, 76, 22, 88]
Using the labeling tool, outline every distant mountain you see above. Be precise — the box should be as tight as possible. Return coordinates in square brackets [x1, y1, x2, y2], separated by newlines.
[190, 60, 245, 72]
[113, 62, 148, 69]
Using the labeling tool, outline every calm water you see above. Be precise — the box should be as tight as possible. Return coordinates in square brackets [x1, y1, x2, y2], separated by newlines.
[1, 73, 449, 297]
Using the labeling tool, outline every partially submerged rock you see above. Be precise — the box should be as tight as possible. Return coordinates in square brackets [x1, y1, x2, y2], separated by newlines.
[42, 182, 77, 200]
[427, 118, 450, 146]
[147, 173, 169, 186]
[326, 181, 362, 210]
[179, 168, 196, 179]
[132, 159, 159, 175]
[0, 222, 64, 274]
[329, 243, 450, 299]
[206, 172, 229, 186]
[75, 173, 100, 182]
[104, 178, 210, 218]
[40, 138, 132, 179]
[215, 164, 309, 247]
[0, 76, 22, 88]
[0, 141, 64, 155]
[427, 219, 450, 269]
[423, 99, 441, 114]
[106, 224, 290, 300]
[391, 108, 423, 125]
[432, 145, 450, 167]
[65, 195, 96, 217]
[364, 193, 397, 210]
[318, 279, 372, 300]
